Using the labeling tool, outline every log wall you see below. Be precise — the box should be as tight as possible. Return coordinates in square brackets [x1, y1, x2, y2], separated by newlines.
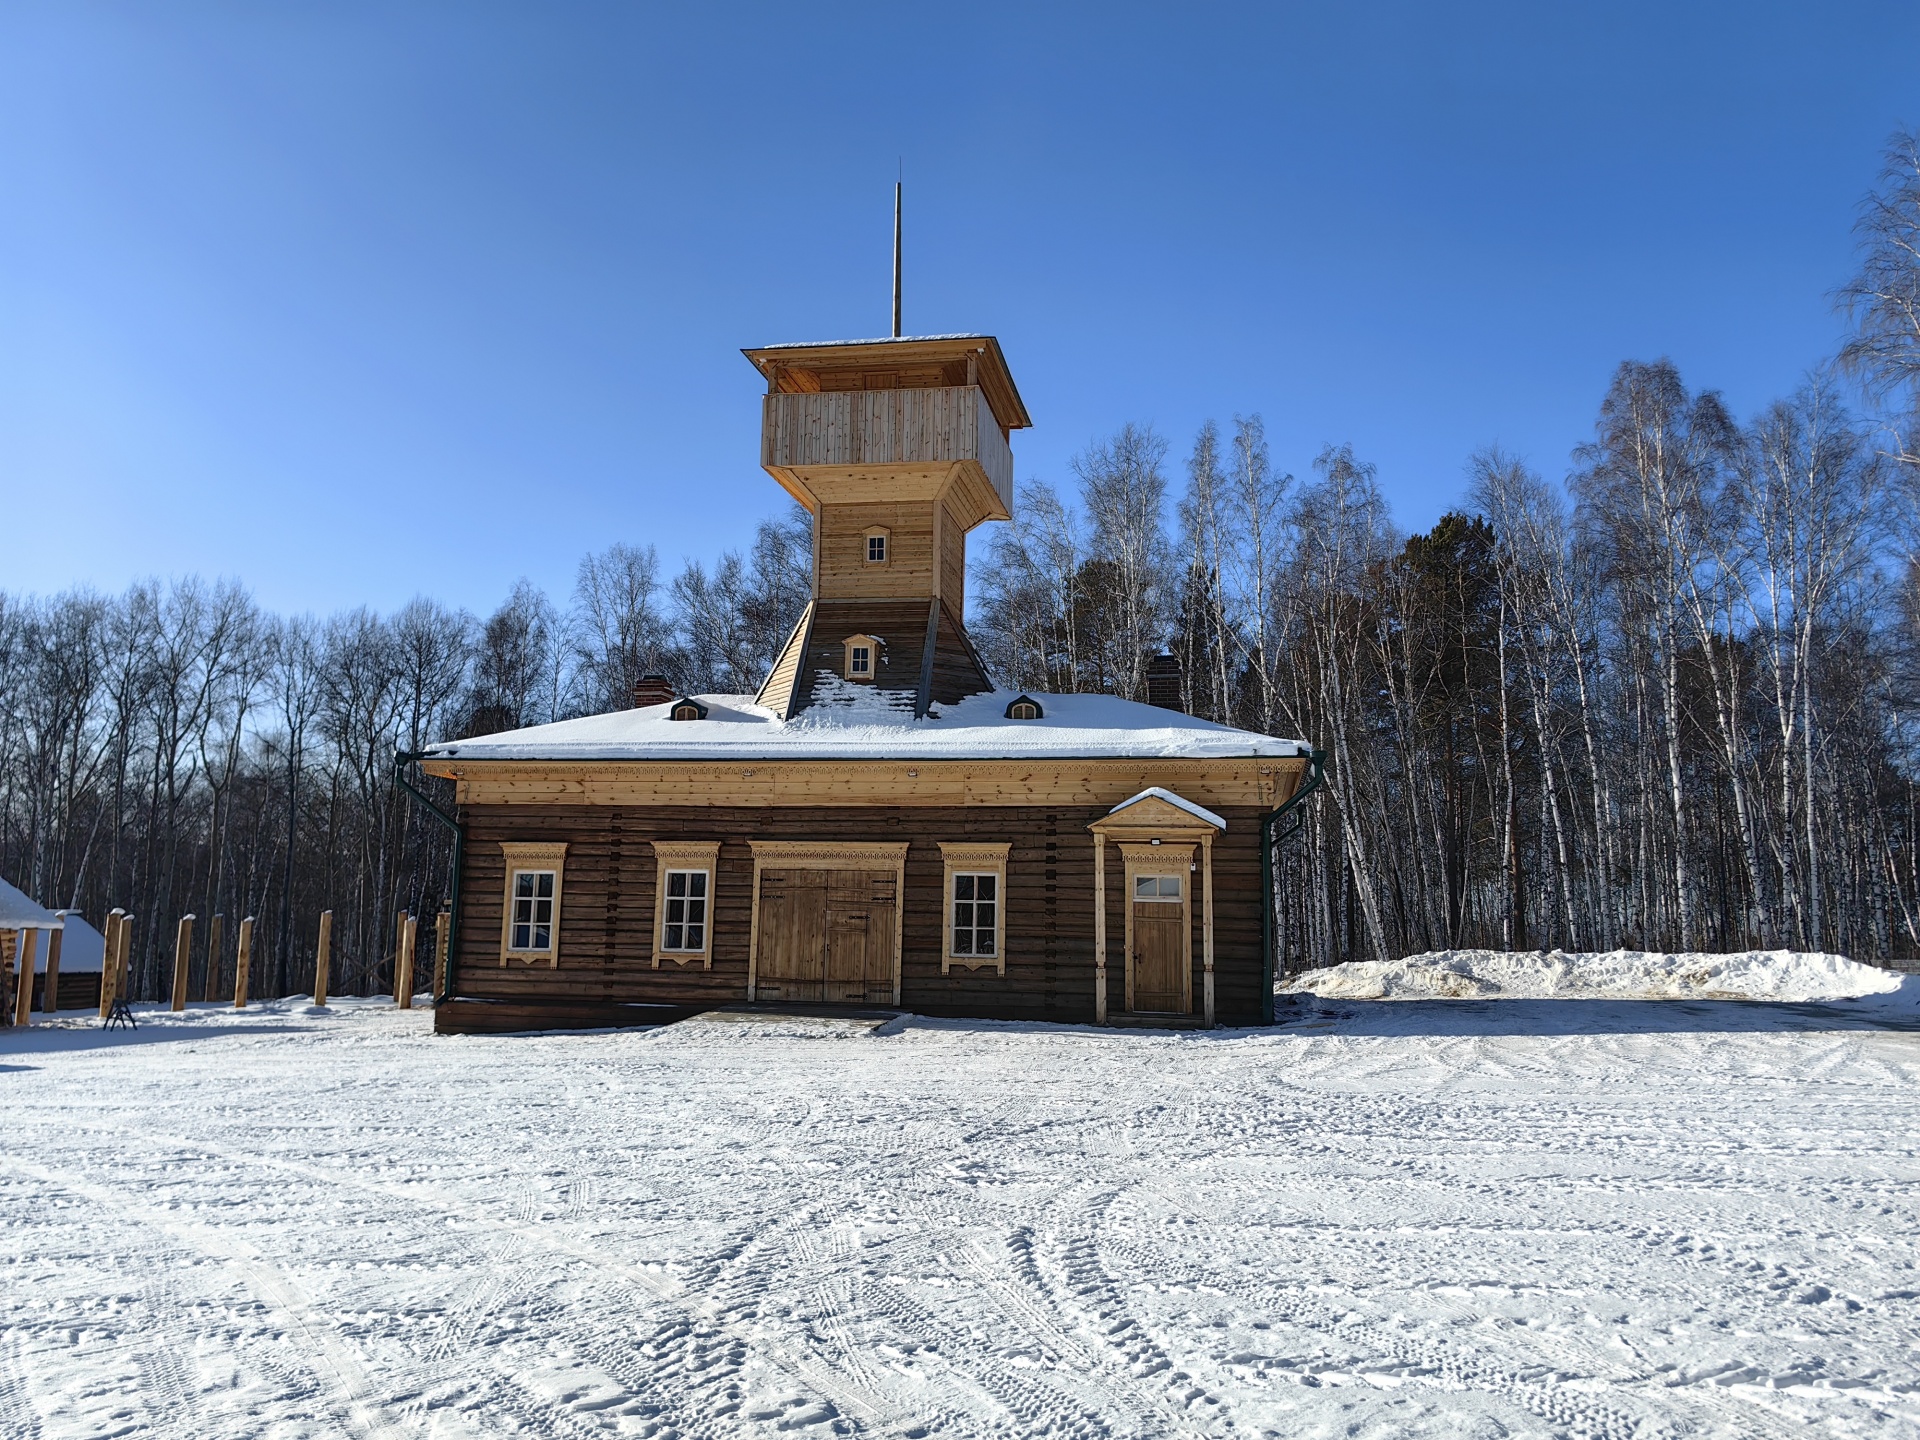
[448, 803, 1272, 1026]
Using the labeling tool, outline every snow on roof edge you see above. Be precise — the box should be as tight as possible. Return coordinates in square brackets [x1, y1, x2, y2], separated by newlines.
[748, 334, 991, 351]
[422, 690, 1311, 764]
[0, 875, 63, 928]
[1108, 787, 1227, 830]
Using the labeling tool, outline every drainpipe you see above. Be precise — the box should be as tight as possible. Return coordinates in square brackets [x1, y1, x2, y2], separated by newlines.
[393, 752, 464, 1004]
[1260, 748, 1327, 1024]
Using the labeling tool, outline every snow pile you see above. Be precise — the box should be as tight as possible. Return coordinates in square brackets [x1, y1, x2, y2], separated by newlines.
[1283, 947, 1916, 1003]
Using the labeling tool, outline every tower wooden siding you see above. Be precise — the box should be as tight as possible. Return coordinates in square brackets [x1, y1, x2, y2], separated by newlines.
[939, 494, 968, 612]
[814, 500, 938, 600]
[443, 802, 1272, 1027]
[760, 385, 1013, 517]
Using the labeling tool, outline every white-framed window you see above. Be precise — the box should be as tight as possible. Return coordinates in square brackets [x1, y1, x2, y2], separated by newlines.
[938, 841, 1009, 974]
[865, 528, 889, 563]
[498, 841, 567, 967]
[511, 871, 556, 950]
[1133, 874, 1182, 902]
[842, 633, 881, 682]
[951, 872, 997, 958]
[661, 870, 708, 953]
[652, 841, 721, 968]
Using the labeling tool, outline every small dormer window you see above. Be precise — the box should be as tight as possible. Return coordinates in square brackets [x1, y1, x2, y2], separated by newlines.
[667, 696, 709, 722]
[1004, 695, 1044, 720]
[865, 528, 890, 564]
[842, 634, 880, 682]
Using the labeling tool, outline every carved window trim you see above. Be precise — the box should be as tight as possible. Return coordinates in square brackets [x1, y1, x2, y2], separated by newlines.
[938, 842, 1010, 975]
[652, 841, 721, 968]
[499, 842, 567, 967]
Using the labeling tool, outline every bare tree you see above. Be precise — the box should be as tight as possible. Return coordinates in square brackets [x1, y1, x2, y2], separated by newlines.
[572, 544, 672, 713]
[1077, 424, 1173, 700]
[1839, 126, 1920, 471]
[470, 580, 559, 734]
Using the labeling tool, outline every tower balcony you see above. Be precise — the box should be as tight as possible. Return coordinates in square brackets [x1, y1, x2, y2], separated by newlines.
[760, 384, 1013, 523]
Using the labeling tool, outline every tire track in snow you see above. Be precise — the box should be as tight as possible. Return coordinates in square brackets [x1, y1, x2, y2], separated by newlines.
[0, 1330, 43, 1440]
[1105, 1233, 1678, 1440]
[846, 1255, 1127, 1440]
[42, 1119, 925, 1437]
[1012, 1188, 1227, 1438]
[3, 1155, 407, 1440]
[886, 1185, 1206, 1437]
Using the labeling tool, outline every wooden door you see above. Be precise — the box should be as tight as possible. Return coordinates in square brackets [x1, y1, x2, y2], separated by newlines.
[1130, 873, 1189, 1013]
[824, 871, 897, 1005]
[755, 869, 827, 1001]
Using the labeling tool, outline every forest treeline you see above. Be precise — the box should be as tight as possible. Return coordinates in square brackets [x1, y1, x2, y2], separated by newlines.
[0, 516, 813, 1002]
[4, 130, 1917, 995]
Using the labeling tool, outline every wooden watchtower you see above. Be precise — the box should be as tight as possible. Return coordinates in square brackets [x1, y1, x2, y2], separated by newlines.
[743, 336, 1032, 719]
[420, 320, 1316, 1035]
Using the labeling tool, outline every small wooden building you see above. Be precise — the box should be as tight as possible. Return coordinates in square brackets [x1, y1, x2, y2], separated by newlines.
[1, 877, 70, 1023]
[418, 334, 1315, 1033]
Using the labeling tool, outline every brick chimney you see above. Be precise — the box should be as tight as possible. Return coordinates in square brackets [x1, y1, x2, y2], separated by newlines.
[632, 674, 675, 708]
[1145, 654, 1184, 712]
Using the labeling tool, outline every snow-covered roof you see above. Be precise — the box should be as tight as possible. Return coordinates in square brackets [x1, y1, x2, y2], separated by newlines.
[49, 912, 105, 972]
[1107, 787, 1226, 830]
[0, 876, 62, 929]
[424, 689, 1310, 764]
[748, 333, 992, 351]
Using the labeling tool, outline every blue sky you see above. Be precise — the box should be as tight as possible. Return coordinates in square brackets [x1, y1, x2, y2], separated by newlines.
[3, 4, 1915, 618]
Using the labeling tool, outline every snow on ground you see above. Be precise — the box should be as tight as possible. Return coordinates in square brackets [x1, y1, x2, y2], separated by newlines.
[4, 994, 1920, 1439]
[1283, 947, 1917, 1006]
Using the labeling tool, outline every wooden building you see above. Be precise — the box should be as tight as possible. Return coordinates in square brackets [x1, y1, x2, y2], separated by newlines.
[417, 334, 1317, 1034]
[1, 876, 72, 1025]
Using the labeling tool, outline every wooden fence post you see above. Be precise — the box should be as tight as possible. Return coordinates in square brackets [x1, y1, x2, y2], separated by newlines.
[14, 928, 39, 1027]
[113, 914, 133, 1014]
[313, 910, 333, 1007]
[170, 915, 195, 1012]
[203, 913, 224, 1002]
[393, 909, 408, 1000]
[397, 914, 417, 1010]
[98, 911, 124, 1020]
[434, 907, 451, 1001]
[234, 916, 253, 1009]
[43, 924, 63, 1014]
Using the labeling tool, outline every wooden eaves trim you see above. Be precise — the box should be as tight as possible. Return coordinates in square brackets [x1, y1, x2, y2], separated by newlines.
[420, 757, 1307, 812]
[742, 335, 1032, 433]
